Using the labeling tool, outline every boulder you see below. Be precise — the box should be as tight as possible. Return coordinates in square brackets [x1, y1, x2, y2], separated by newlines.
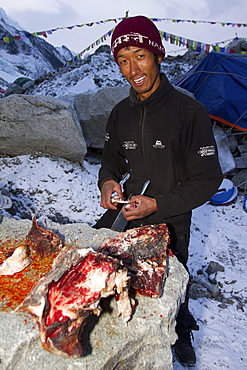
[232, 169, 247, 190]
[74, 86, 129, 149]
[0, 94, 87, 163]
[0, 217, 188, 370]
[213, 125, 236, 175]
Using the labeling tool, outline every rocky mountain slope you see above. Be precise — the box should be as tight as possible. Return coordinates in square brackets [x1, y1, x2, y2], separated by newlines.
[0, 7, 75, 87]
[0, 8, 195, 98]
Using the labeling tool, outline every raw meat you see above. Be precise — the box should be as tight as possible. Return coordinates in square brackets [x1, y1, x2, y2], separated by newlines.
[21, 223, 169, 358]
[98, 224, 170, 298]
[26, 216, 63, 255]
[20, 246, 132, 358]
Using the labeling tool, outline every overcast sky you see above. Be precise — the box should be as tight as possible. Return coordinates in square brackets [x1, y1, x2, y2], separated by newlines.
[1, 0, 247, 55]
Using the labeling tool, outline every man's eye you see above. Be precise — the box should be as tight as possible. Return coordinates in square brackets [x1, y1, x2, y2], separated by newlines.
[119, 59, 127, 65]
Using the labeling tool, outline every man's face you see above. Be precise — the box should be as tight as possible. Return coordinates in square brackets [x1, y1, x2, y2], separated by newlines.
[117, 46, 162, 100]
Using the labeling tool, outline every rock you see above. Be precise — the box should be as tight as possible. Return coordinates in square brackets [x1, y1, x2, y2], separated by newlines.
[0, 216, 188, 370]
[0, 94, 87, 163]
[193, 275, 220, 298]
[4, 83, 24, 97]
[189, 282, 212, 299]
[234, 153, 247, 169]
[232, 169, 247, 190]
[74, 86, 130, 149]
[206, 261, 225, 275]
[213, 125, 236, 175]
[228, 134, 238, 153]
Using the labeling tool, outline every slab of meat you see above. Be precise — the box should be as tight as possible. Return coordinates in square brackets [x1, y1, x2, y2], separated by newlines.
[26, 216, 63, 255]
[20, 246, 132, 358]
[98, 224, 170, 298]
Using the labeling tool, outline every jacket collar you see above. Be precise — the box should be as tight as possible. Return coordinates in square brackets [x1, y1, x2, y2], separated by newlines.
[129, 73, 172, 105]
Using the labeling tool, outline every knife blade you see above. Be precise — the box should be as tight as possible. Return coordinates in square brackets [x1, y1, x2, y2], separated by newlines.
[111, 179, 150, 232]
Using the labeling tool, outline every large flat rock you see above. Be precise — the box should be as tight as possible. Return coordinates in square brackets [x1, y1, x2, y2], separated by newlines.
[0, 217, 188, 370]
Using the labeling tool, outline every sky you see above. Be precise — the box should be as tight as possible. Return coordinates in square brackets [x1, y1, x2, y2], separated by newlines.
[1, 0, 247, 55]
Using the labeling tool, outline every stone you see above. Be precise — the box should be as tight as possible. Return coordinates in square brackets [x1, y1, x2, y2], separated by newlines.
[234, 153, 247, 169]
[193, 275, 220, 298]
[0, 94, 87, 163]
[232, 169, 247, 190]
[4, 83, 24, 96]
[74, 86, 129, 149]
[213, 125, 236, 174]
[206, 261, 225, 275]
[189, 282, 212, 299]
[0, 216, 189, 370]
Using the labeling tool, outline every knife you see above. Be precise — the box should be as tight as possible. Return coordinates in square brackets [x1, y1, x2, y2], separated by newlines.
[110, 172, 130, 201]
[111, 179, 150, 232]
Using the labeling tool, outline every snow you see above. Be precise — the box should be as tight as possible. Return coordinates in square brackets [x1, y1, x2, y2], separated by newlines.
[68, 76, 97, 94]
[0, 8, 24, 31]
[0, 153, 247, 369]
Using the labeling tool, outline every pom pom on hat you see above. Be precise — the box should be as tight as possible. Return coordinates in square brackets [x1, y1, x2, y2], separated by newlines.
[111, 16, 165, 63]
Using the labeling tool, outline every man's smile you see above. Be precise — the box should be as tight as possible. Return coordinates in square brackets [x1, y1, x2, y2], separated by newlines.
[133, 76, 146, 85]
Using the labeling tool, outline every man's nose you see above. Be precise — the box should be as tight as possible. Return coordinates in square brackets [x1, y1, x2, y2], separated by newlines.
[130, 60, 140, 76]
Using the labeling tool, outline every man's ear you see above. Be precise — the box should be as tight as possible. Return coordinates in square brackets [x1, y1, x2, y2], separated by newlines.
[157, 55, 163, 64]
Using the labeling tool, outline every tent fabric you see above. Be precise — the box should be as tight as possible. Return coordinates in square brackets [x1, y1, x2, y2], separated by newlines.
[13, 77, 33, 87]
[174, 52, 247, 132]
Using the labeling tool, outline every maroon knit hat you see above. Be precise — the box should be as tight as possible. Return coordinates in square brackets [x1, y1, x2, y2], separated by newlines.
[111, 16, 165, 63]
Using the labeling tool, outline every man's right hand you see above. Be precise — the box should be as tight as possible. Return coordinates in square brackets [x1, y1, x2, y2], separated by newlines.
[100, 180, 123, 209]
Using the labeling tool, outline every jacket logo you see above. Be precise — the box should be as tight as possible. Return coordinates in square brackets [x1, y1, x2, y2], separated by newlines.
[105, 132, 110, 142]
[153, 140, 165, 149]
[197, 145, 215, 157]
[123, 140, 137, 150]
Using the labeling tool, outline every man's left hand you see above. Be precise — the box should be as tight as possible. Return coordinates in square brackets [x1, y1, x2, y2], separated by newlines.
[121, 195, 157, 220]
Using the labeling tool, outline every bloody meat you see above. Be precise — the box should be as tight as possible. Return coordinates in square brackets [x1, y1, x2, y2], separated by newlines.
[20, 223, 170, 358]
[98, 224, 170, 298]
[26, 216, 63, 255]
[20, 246, 132, 358]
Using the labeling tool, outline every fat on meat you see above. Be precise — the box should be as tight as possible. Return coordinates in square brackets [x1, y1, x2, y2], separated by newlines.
[98, 223, 170, 298]
[20, 246, 132, 358]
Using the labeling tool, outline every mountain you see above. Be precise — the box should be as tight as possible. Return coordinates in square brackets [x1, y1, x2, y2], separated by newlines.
[0, 8, 194, 98]
[0, 8, 75, 88]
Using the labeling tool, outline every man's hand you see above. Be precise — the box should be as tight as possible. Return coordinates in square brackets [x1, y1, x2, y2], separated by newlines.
[100, 180, 123, 209]
[122, 195, 157, 220]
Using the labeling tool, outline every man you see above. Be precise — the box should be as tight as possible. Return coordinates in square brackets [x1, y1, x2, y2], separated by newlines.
[94, 15, 223, 365]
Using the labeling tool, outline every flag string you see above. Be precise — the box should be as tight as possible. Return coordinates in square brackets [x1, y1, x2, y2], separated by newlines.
[1, 16, 246, 74]
[1, 16, 247, 44]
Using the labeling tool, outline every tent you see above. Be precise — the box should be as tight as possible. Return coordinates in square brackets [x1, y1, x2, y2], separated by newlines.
[174, 52, 247, 132]
[13, 77, 33, 87]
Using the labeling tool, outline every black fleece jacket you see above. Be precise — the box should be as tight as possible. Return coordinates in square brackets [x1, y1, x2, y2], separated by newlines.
[99, 73, 223, 235]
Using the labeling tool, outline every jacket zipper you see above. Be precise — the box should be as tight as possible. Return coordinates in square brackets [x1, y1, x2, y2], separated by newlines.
[140, 105, 147, 169]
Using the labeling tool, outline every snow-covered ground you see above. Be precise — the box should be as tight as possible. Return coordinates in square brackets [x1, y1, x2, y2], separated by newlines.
[1, 153, 247, 369]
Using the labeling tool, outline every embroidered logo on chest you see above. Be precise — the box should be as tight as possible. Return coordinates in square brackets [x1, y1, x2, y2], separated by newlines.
[123, 141, 138, 150]
[153, 140, 165, 149]
[197, 145, 215, 157]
